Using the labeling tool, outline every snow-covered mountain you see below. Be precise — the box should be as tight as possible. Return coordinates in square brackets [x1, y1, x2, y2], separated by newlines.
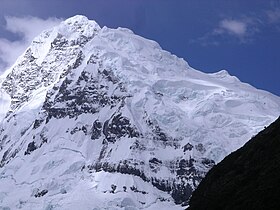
[0, 15, 279, 209]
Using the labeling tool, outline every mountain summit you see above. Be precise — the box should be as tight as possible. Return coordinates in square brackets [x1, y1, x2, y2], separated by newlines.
[0, 15, 279, 209]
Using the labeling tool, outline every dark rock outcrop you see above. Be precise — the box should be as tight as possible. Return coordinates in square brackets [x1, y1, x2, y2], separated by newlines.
[188, 117, 280, 210]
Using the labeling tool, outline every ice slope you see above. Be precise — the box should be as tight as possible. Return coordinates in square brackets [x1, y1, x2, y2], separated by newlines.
[0, 15, 279, 209]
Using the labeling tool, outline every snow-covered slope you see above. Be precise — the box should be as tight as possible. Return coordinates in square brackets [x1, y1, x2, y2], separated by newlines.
[0, 15, 279, 209]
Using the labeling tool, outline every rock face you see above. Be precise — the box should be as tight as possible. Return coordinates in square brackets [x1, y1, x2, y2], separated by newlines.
[0, 15, 279, 209]
[187, 117, 280, 210]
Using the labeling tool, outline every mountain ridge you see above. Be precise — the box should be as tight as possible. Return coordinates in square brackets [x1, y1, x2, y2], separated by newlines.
[0, 15, 279, 209]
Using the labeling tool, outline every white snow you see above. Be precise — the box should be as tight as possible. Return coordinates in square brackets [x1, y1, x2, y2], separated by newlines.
[0, 90, 11, 122]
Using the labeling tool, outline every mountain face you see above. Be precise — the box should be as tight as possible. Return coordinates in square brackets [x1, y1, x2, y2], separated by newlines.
[187, 117, 280, 210]
[0, 15, 279, 209]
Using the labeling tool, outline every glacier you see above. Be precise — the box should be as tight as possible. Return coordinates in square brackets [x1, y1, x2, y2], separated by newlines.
[0, 15, 279, 209]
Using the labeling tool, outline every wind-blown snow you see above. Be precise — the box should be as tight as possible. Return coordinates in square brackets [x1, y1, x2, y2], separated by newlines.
[0, 90, 11, 122]
[0, 15, 279, 209]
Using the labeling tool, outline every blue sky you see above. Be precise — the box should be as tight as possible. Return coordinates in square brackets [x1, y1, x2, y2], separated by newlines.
[0, 0, 279, 96]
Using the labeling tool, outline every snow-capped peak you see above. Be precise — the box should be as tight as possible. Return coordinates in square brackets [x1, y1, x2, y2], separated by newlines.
[64, 14, 97, 26]
[0, 15, 279, 210]
[57, 15, 100, 39]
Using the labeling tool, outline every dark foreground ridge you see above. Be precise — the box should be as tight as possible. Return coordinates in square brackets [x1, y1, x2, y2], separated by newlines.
[187, 116, 280, 210]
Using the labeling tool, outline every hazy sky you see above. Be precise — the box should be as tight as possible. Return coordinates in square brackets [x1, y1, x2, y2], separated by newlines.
[0, 0, 279, 96]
